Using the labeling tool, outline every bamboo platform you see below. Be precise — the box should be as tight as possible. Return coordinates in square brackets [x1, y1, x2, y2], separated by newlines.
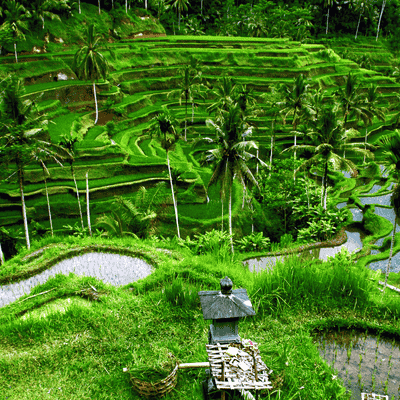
[205, 342, 273, 391]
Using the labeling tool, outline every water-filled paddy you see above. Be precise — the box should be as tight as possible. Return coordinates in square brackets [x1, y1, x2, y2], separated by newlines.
[0, 252, 154, 309]
[312, 329, 400, 400]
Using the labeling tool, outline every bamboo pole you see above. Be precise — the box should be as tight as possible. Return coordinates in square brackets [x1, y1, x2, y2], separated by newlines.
[178, 362, 210, 369]
[0, 243, 4, 265]
[86, 172, 92, 237]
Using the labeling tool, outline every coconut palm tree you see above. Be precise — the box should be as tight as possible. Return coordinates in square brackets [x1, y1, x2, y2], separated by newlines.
[59, 134, 85, 230]
[29, 0, 62, 31]
[334, 72, 373, 127]
[194, 103, 267, 252]
[72, 24, 115, 125]
[377, 131, 400, 292]
[376, 0, 386, 41]
[282, 107, 375, 210]
[278, 74, 312, 161]
[207, 76, 237, 115]
[2, 0, 30, 63]
[149, 109, 181, 238]
[0, 77, 71, 249]
[170, 0, 189, 31]
[363, 83, 385, 163]
[172, 64, 201, 141]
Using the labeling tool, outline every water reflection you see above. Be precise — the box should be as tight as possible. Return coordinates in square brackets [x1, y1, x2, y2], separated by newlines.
[312, 329, 400, 400]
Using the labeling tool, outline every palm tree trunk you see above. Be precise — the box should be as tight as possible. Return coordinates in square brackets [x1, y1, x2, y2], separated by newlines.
[43, 171, 54, 237]
[0, 243, 4, 265]
[145, 0, 147, 9]
[322, 160, 328, 211]
[93, 82, 99, 125]
[221, 198, 224, 231]
[14, 42, 18, 63]
[256, 149, 259, 175]
[364, 127, 368, 164]
[167, 150, 180, 238]
[185, 98, 188, 141]
[178, 10, 181, 31]
[355, 9, 363, 39]
[98, 0, 101, 14]
[376, 0, 386, 41]
[384, 218, 396, 292]
[125, 0, 127, 13]
[229, 182, 234, 253]
[18, 166, 30, 250]
[326, 7, 329, 35]
[86, 171, 92, 237]
[71, 164, 84, 230]
[78, 0, 81, 13]
[269, 134, 274, 176]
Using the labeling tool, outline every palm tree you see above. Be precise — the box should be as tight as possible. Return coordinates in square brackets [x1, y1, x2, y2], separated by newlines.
[170, 0, 189, 31]
[377, 131, 400, 292]
[0, 77, 71, 249]
[149, 109, 181, 238]
[72, 24, 115, 125]
[194, 103, 267, 252]
[318, 0, 338, 35]
[2, 0, 30, 63]
[172, 64, 201, 141]
[59, 134, 85, 230]
[363, 83, 385, 163]
[334, 72, 373, 127]
[207, 76, 237, 115]
[32, 140, 70, 238]
[376, 0, 386, 41]
[29, 0, 62, 30]
[282, 107, 374, 210]
[278, 74, 312, 162]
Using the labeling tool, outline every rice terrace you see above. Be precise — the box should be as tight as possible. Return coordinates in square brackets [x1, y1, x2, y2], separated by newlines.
[2, 0, 400, 399]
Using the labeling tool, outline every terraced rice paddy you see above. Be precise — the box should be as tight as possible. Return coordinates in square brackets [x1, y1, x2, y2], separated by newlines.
[1, 35, 400, 238]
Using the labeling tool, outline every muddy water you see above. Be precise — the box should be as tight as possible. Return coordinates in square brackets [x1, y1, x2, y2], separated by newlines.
[312, 329, 400, 400]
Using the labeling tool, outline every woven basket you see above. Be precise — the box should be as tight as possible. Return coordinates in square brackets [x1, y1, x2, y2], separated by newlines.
[130, 362, 179, 398]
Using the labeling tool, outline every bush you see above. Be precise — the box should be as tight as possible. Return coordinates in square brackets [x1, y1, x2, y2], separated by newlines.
[236, 232, 271, 252]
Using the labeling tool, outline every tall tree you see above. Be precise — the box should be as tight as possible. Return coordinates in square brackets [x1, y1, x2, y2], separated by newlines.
[149, 109, 181, 238]
[207, 76, 237, 115]
[59, 134, 85, 230]
[1, 0, 30, 63]
[282, 107, 374, 210]
[278, 74, 312, 162]
[0, 77, 71, 249]
[172, 64, 200, 141]
[334, 72, 373, 127]
[377, 131, 400, 292]
[29, 0, 62, 30]
[376, 0, 386, 41]
[194, 103, 266, 252]
[363, 83, 385, 163]
[72, 24, 115, 125]
[170, 0, 189, 31]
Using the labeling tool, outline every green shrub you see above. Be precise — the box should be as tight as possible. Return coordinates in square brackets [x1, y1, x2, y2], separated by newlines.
[235, 232, 271, 252]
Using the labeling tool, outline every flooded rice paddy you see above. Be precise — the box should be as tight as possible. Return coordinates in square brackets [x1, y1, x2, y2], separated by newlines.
[312, 329, 400, 400]
[0, 252, 154, 309]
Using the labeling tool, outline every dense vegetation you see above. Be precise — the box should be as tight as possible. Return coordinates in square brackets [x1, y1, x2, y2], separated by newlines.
[1, 1, 400, 398]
